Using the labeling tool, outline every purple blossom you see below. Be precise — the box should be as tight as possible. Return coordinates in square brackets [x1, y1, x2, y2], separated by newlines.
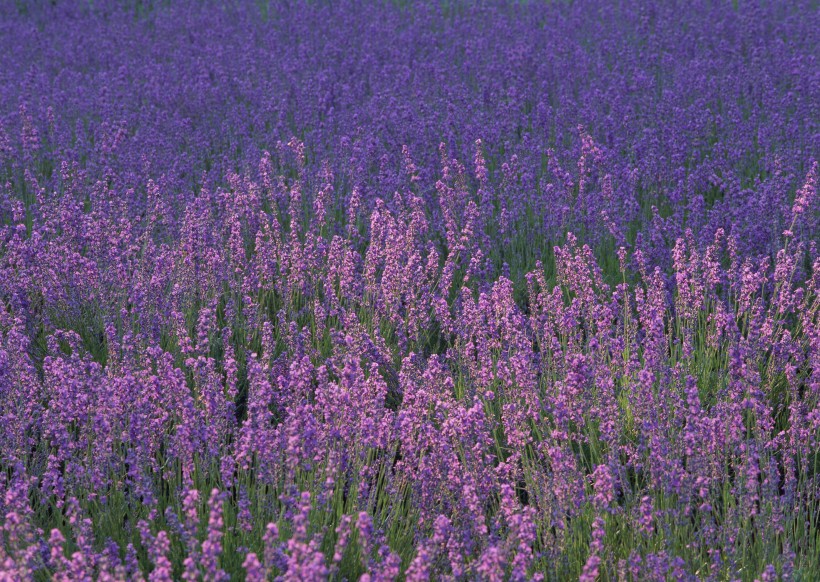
[0, 1, 817, 580]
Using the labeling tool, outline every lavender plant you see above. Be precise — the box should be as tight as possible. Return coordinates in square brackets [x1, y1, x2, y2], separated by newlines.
[0, 0, 818, 580]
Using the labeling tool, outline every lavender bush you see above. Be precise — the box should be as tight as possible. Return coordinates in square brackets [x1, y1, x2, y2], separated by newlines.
[0, 0, 818, 580]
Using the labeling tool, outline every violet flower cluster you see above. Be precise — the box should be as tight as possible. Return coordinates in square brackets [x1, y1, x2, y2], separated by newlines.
[0, 0, 818, 580]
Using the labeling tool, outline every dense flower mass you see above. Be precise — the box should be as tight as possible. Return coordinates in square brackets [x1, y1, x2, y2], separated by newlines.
[0, 0, 818, 579]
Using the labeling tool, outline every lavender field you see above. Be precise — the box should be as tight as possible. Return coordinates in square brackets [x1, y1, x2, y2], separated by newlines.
[0, 0, 819, 580]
